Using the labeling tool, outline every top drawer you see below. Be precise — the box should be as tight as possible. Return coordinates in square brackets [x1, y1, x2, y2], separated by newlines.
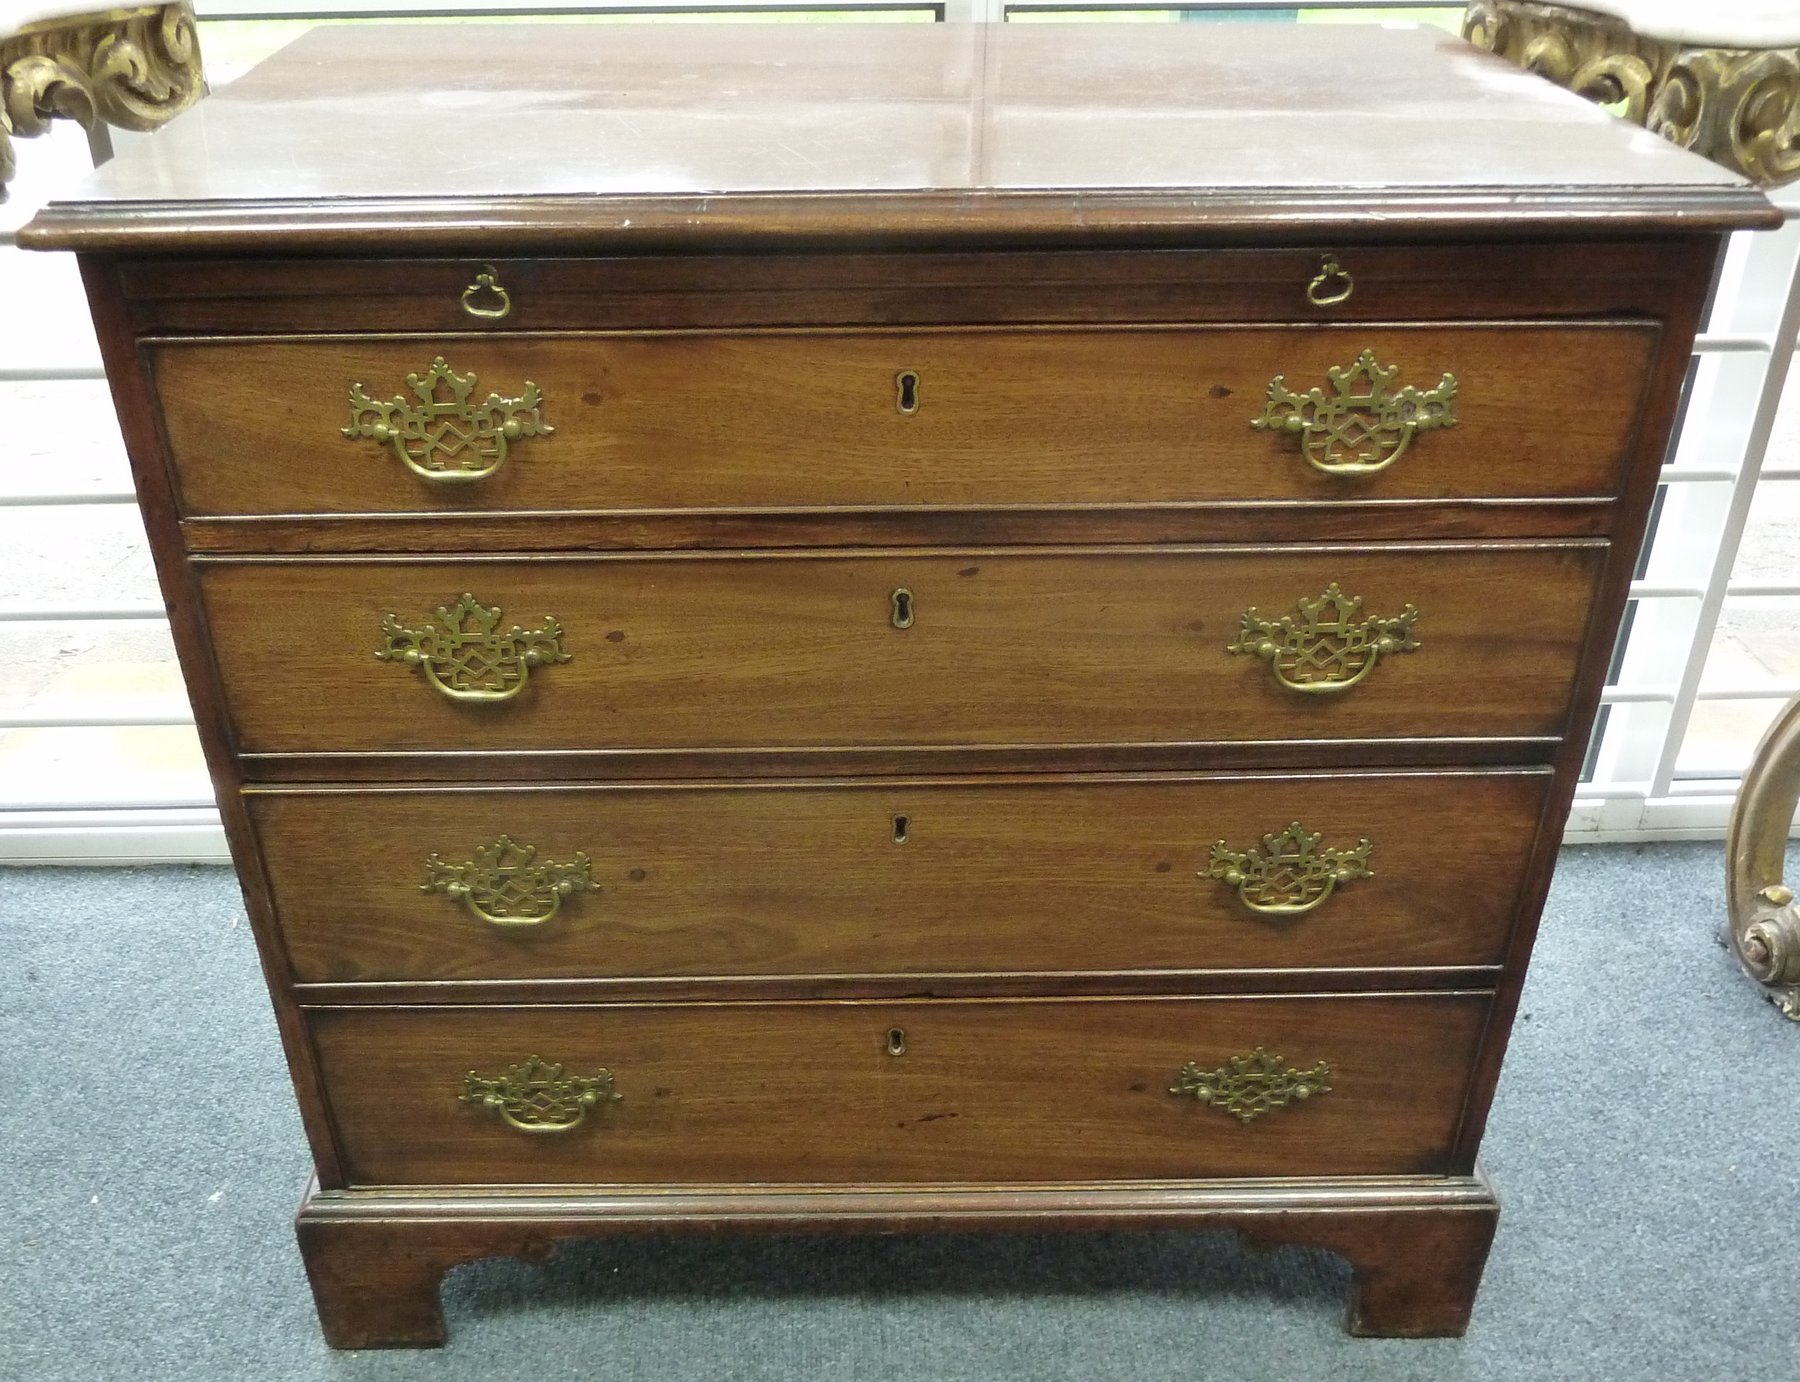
[147, 324, 1656, 518]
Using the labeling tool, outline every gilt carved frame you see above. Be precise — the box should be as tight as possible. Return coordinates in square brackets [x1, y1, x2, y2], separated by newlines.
[1463, 1, 1800, 186]
[0, 0, 203, 197]
[1467, 2, 1800, 1015]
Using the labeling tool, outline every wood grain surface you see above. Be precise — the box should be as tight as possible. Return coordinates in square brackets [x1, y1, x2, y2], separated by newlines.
[254, 770, 1549, 983]
[112, 241, 1715, 338]
[196, 544, 1606, 755]
[20, 24, 1773, 253]
[150, 324, 1655, 517]
[308, 993, 1490, 1186]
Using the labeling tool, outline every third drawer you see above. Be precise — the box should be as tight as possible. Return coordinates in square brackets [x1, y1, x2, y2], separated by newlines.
[254, 769, 1549, 983]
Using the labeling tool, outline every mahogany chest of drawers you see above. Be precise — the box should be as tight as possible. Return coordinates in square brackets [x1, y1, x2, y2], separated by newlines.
[25, 20, 1775, 1347]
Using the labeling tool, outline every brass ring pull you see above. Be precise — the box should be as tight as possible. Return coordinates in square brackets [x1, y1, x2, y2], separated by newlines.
[460, 1056, 620, 1134]
[1252, 348, 1456, 476]
[1205, 822, 1372, 915]
[343, 355, 552, 483]
[377, 593, 571, 703]
[423, 835, 594, 929]
[461, 264, 513, 320]
[1169, 1048, 1331, 1123]
[1305, 255, 1354, 307]
[1227, 583, 1419, 695]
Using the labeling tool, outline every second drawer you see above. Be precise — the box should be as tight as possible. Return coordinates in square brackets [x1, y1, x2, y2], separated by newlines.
[198, 544, 1606, 756]
[254, 770, 1548, 983]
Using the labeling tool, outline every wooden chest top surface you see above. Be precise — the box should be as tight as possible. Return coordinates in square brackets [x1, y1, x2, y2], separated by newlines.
[20, 21, 1775, 252]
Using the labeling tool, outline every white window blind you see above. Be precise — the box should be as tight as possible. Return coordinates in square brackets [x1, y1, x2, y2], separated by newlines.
[1, 1, 1794, 862]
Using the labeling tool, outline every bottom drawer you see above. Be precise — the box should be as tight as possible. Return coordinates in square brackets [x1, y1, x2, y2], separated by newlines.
[310, 994, 1488, 1187]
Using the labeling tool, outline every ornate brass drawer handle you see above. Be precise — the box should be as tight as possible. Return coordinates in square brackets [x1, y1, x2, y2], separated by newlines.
[1253, 348, 1456, 476]
[1205, 822, 1372, 916]
[1169, 1048, 1332, 1123]
[423, 835, 594, 928]
[460, 1055, 620, 1134]
[377, 592, 570, 703]
[1228, 583, 1419, 694]
[343, 355, 551, 483]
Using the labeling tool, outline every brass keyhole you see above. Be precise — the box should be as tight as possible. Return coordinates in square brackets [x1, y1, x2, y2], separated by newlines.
[896, 370, 921, 415]
[887, 1027, 907, 1057]
[891, 588, 915, 630]
[893, 814, 910, 844]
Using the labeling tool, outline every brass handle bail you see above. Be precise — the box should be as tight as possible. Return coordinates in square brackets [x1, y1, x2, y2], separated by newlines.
[1227, 583, 1419, 695]
[1305, 255, 1354, 307]
[423, 835, 594, 928]
[376, 593, 571, 703]
[461, 264, 514, 320]
[1252, 348, 1456, 476]
[460, 1056, 621, 1134]
[343, 354, 552, 483]
[1205, 823, 1372, 916]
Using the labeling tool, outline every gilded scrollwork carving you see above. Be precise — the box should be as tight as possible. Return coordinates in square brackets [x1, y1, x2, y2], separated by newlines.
[1652, 48, 1800, 188]
[1463, 0, 1800, 187]
[1, 2, 203, 198]
[1726, 696, 1800, 1020]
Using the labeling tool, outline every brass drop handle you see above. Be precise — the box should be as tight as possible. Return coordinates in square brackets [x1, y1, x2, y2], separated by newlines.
[460, 1055, 620, 1134]
[461, 263, 513, 320]
[376, 593, 570, 703]
[1169, 1048, 1331, 1123]
[1252, 348, 1456, 476]
[1227, 583, 1419, 695]
[422, 835, 594, 928]
[1204, 823, 1372, 916]
[1305, 255, 1354, 307]
[343, 354, 552, 483]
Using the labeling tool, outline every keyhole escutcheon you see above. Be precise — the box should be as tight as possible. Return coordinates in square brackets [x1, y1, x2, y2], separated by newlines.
[893, 814, 910, 844]
[896, 369, 921, 415]
[891, 588, 915, 630]
[887, 1027, 907, 1057]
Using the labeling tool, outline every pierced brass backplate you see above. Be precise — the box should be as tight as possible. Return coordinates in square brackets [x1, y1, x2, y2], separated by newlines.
[1169, 1048, 1332, 1123]
[1206, 822, 1372, 916]
[1228, 583, 1419, 694]
[460, 1055, 620, 1134]
[344, 355, 551, 482]
[377, 592, 570, 703]
[1253, 348, 1456, 475]
[423, 835, 594, 928]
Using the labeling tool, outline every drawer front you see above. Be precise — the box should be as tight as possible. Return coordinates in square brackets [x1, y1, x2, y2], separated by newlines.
[151, 324, 1655, 516]
[309, 994, 1488, 1186]
[200, 545, 1605, 756]
[257, 771, 1548, 983]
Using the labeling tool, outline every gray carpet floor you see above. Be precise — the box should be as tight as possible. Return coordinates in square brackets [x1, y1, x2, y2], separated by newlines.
[2, 843, 1795, 1381]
